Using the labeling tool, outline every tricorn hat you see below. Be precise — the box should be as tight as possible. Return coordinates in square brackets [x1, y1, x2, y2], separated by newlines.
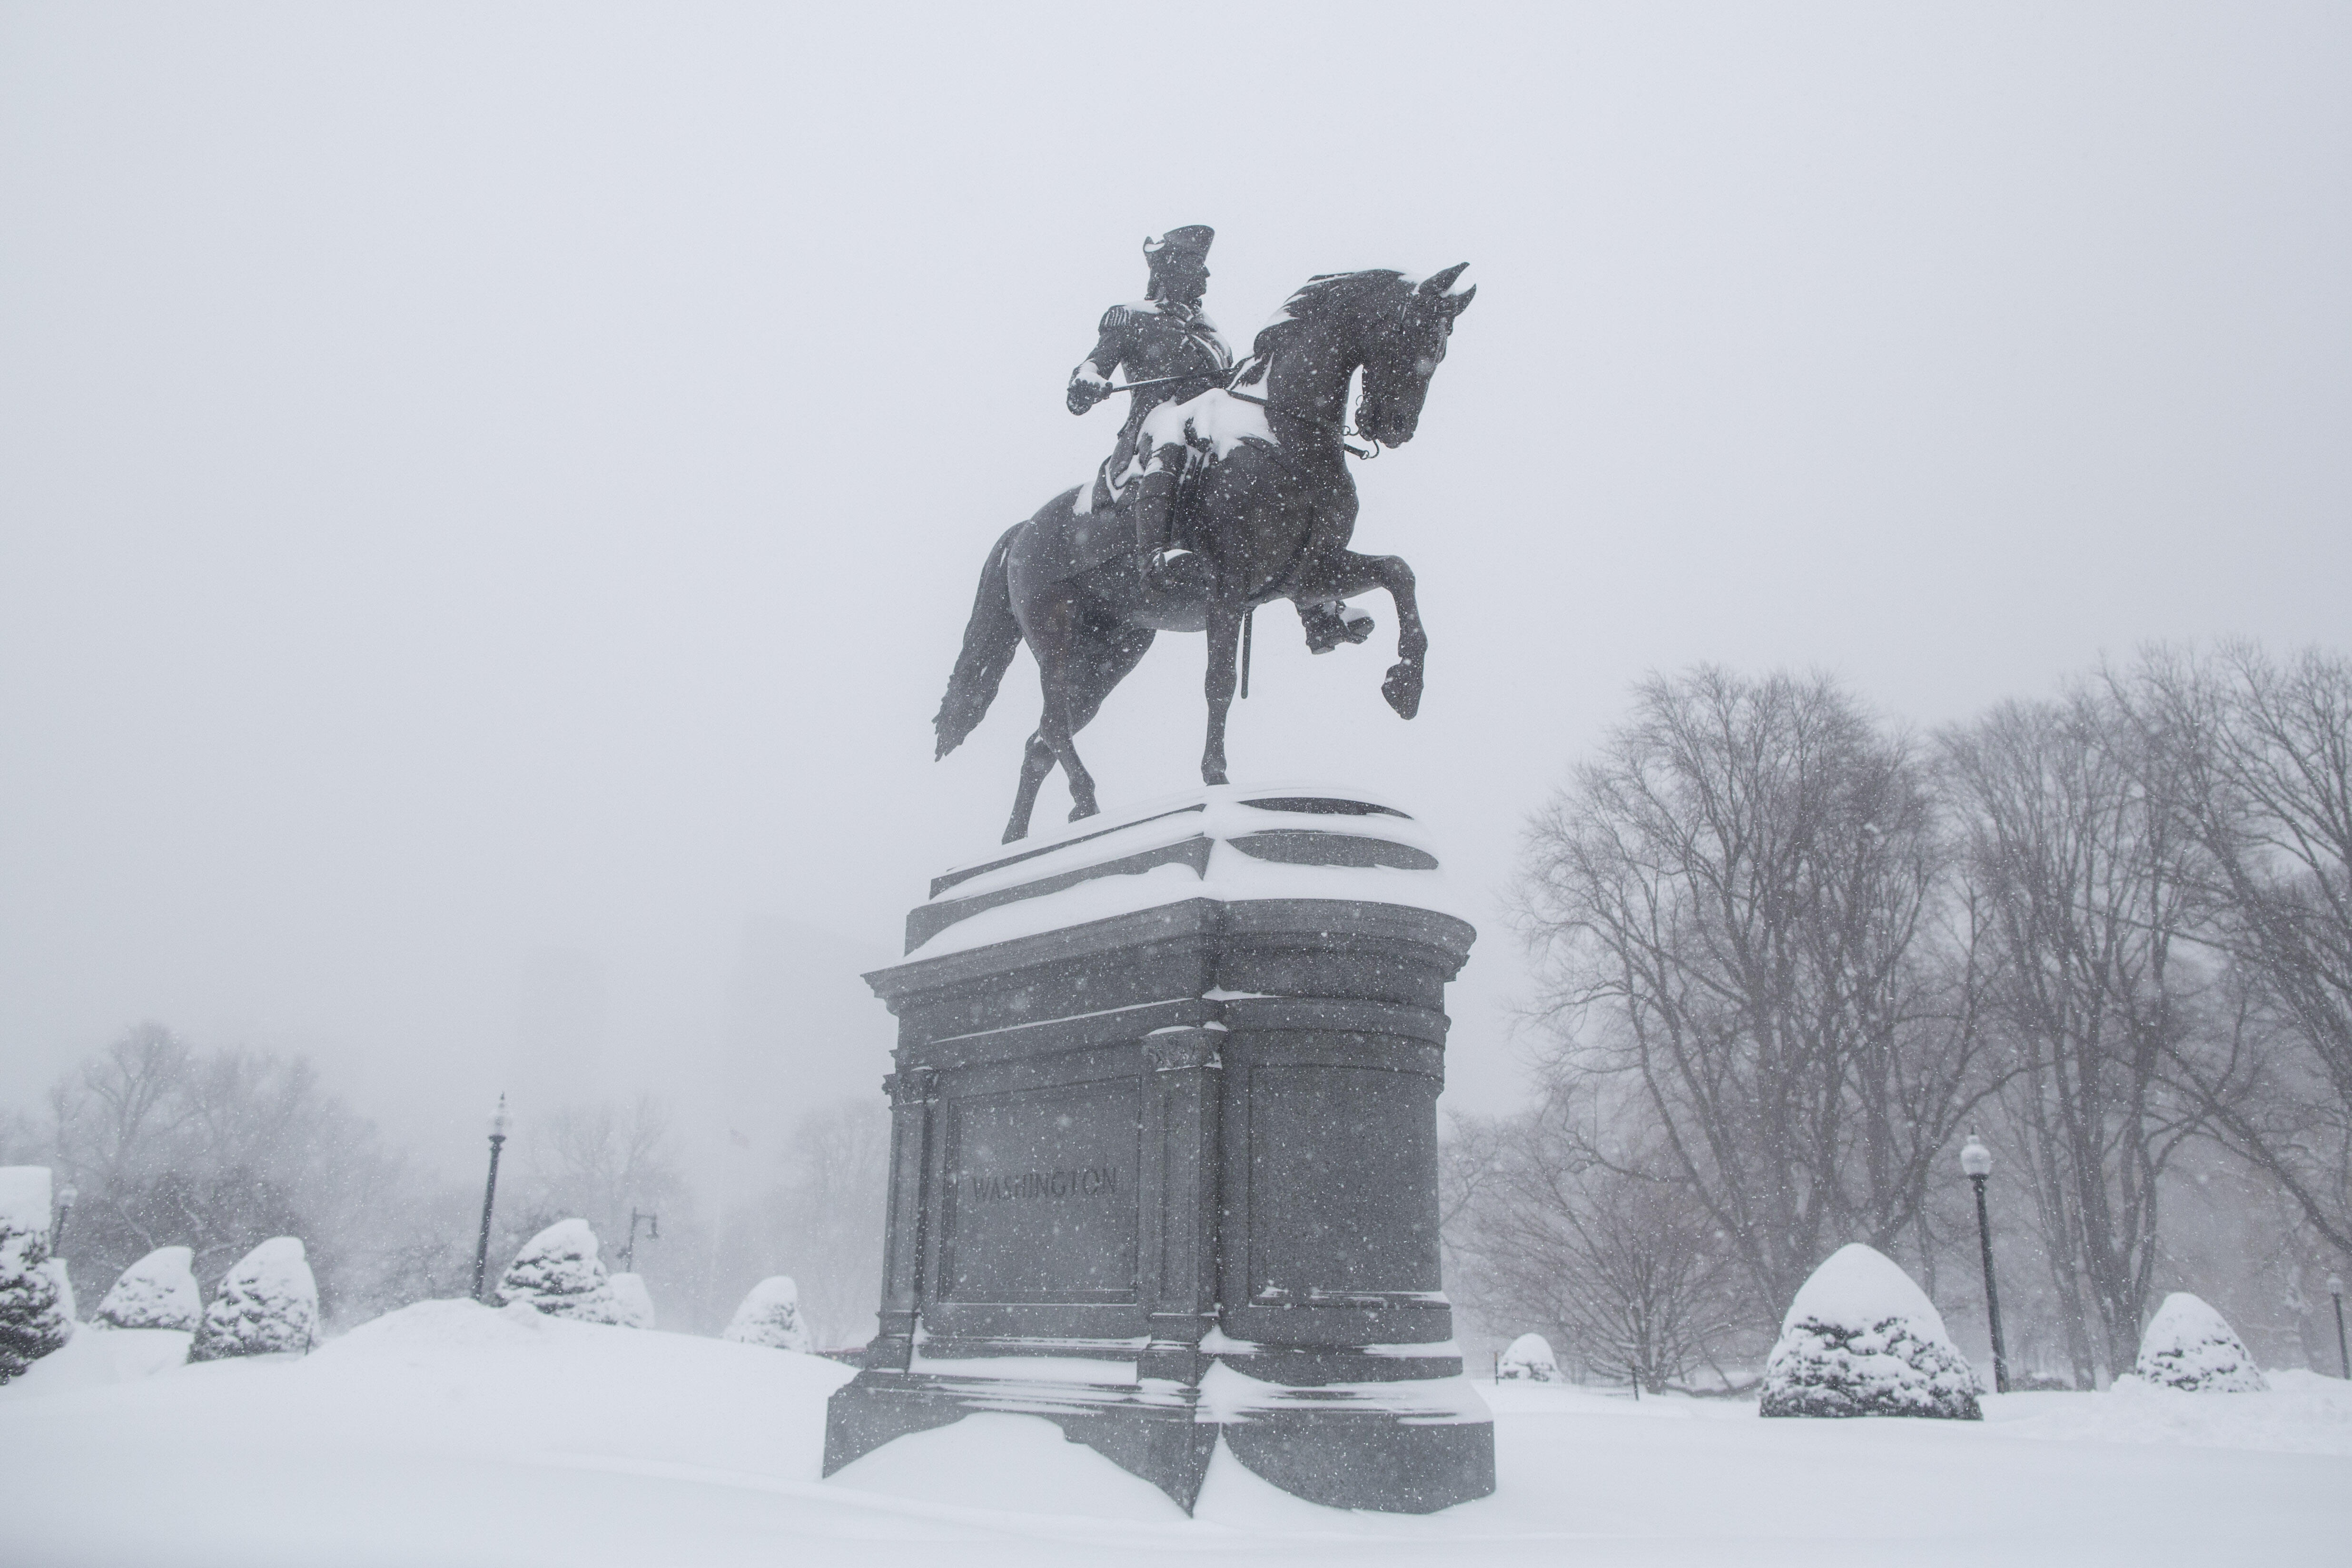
[1143, 225, 1215, 265]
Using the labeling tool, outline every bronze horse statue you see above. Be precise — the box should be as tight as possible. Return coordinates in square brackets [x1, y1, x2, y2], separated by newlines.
[933, 266, 1476, 842]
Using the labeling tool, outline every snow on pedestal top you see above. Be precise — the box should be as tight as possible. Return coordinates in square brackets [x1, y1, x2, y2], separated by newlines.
[0, 1166, 52, 1235]
[2135, 1292, 2268, 1392]
[901, 783, 1473, 959]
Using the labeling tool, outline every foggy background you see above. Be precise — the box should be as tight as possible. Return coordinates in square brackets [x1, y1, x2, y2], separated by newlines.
[4, 0, 2347, 1203]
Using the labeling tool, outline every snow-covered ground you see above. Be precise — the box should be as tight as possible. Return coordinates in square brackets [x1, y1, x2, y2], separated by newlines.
[2, 1300, 2346, 1568]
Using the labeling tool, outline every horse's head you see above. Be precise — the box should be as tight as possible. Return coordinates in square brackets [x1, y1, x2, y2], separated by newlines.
[1354, 264, 1476, 447]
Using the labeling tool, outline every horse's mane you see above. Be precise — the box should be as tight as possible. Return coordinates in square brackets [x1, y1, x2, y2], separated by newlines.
[1246, 269, 1411, 363]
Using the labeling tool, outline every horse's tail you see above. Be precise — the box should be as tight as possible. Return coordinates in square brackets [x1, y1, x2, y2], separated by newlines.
[933, 524, 1023, 759]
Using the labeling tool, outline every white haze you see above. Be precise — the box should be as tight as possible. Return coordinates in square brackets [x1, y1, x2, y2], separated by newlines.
[2, 3, 2346, 1181]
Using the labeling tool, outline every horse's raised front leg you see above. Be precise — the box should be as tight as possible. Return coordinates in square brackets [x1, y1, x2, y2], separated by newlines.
[1201, 597, 1243, 785]
[1300, 550, 1427, 719]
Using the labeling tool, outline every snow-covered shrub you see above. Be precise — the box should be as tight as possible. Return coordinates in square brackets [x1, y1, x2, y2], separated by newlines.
[95, 1245, 203, 1332]
[2135, 1292, 2267, 1392]
[609, 1272, 655, 1330]
[496, 1219, 622, 1324]
[722, 1275, 811, 1351]
[0, 1166, 74, 1384]
[191, 1237, 319, 1361]
[1760, 1243, 1982, 1420]
[1497, 1332, 1561, 1383]
[44, 1257, 77, 1326]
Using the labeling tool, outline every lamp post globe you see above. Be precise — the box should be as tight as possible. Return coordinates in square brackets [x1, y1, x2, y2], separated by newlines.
[1961, 1131, 2009, 1394]
[2330, 1273, 2349, 1380]
[472, 1095, 512, 1304]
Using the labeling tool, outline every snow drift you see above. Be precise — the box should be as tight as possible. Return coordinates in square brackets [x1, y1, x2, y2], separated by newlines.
[1760, 1243, 1982, 1420]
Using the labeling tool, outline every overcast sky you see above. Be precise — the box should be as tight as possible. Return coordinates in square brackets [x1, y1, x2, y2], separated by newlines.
[3, 2, 2346, 1169]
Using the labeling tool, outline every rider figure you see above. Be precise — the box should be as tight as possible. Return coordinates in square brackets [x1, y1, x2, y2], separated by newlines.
[1066, 225, 1231, 588]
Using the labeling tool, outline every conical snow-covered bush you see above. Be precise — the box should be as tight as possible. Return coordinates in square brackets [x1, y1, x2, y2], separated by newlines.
[1761, 1243, 1982, 1420]
[1497, 1332, 1561, 1383]
[2135, 1292, 2267, 1392]
[609, 1272, 655, 1330]
[0, 1166, 74, 1384]
[43, 1257, 77, 1326]
[497, 1219, 623, 1324]
[722, 1275, 811, 1351]
[191, 1237, 318, 1361]
[96, 1246, 203, 1332]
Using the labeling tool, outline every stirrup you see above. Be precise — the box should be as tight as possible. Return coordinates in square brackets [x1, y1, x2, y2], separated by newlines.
[1142, 546, 1200, 587]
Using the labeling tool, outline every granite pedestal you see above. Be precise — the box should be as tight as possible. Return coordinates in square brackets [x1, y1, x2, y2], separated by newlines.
[822, 788, 1494, 1513]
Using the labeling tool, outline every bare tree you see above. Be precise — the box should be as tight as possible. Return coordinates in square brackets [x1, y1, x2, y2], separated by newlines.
[2122, 643, 2352, 1257]
[719, 1100, 889, 1350]
[1448, 1092, 1748, 1390]
[1520, 668, 1990, 1321]
[1941, 688, 2210, 1379]
[45, 1026, 404, 1318]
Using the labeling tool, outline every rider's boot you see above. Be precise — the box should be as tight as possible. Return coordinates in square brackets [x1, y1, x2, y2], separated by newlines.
[1132, 470, 1201, 591]
[1299, 598, 1376, 654]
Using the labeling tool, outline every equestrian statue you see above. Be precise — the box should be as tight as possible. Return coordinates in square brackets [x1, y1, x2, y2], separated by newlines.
[934, 231, 1476, 843]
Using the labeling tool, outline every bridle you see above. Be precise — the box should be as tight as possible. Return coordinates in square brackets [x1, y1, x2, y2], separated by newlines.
[1222, 382, 1381, 461]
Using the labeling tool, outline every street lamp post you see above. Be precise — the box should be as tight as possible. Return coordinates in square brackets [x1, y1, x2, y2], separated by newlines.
[471, 1096, 512, 1303]
[1961, 1133, 2010, 1395]
[53, 1184, 77, 1251]
[2330, 1273, 2348, 1380]
[618, 1207, 660, 1272]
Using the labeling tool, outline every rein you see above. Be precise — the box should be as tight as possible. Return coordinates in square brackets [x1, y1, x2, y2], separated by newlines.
[1222, 384, 1380, 461]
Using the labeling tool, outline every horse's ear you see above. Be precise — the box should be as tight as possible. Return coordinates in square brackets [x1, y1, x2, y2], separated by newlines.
[1418, 263, 1471, 298]
[1445, 284, 1476, 318]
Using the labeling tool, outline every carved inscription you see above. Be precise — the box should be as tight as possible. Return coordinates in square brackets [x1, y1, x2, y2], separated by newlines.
[968, 1165, 1119, 1203]
[939, 1083, 1139, 1304]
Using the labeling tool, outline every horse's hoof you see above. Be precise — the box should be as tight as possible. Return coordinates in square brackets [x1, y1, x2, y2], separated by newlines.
[1069, 801, 1099, 823]
[1382, 665, 1423, 720]
[1203, 768, 1229, 787]
[1002, 823, 1029, 844]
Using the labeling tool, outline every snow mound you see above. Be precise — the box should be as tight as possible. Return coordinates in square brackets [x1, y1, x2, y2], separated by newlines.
[722, 1275, 811, 1351]
[95, 1246, 201, 1332]
[2135, 1292, 2267, 1392]
[1761, 1243, 1981, 1420]
[1497, 1332, 1560, 1383]
[0, 1166, 72, 1384]
[827, 1411, 1186, 1521]
[498, 1219, 623, 1324]
[316, 1297, 555, 1365]
[0, 1327, 189, 1399]
[192, 1237, 317, 1361]
[609, 1272, 655, 1330]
